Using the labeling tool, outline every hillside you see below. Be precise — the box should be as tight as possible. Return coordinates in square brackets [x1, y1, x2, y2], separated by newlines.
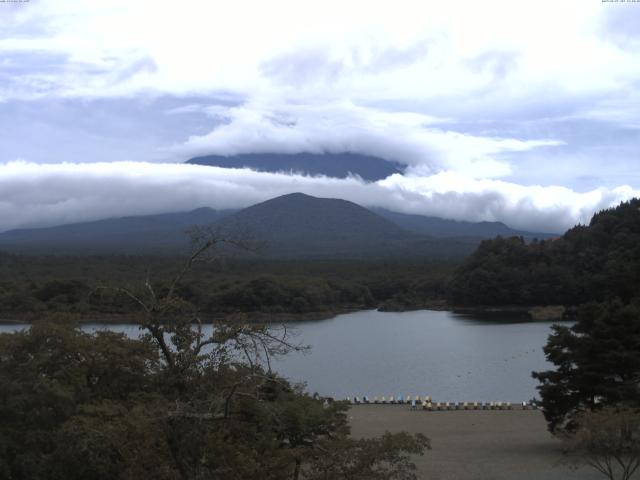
[450, 198, 640, 306]
[215, 192, 426, 258]
[371, 208, 556, 239]
[0, 193, 555, 259]
[0, 208, 235, 254]
[186, 152, 404, 181]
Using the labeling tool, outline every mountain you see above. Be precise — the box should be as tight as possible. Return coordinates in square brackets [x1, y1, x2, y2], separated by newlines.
[214, 193, 424, 257]
[371, 208, 557, 239]
[0, 208, 235, 254]
[0, 193, 552, 258]
[186, 152, 404, 181]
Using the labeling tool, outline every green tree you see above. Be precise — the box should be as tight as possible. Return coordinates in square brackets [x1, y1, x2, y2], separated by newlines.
[0, 233, 429, 480]
[533, 301, 640, 432]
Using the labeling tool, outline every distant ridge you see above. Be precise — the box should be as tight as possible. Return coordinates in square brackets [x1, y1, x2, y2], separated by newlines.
[0, 193, 555, 258]
[186, 152, 404, 181]
[0, 208, 235, 254]
[371, 208, 557, 239]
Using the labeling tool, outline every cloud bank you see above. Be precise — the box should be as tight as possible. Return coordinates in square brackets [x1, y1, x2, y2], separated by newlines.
[1, 161, 637, 234]
[175, 101, 563, 179]
[1, 0, 639, 230]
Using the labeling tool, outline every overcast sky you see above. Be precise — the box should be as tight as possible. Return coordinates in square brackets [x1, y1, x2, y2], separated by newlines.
[1, 0, 639, 233]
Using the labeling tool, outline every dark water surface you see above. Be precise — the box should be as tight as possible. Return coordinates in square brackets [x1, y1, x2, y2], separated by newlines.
[270, 309, 561, 402]
[0, 309, 563, 402]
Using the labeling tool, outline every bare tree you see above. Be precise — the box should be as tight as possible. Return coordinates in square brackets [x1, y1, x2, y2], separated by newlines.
[563, 407, 640, 480]
[94, 228, 305, 406]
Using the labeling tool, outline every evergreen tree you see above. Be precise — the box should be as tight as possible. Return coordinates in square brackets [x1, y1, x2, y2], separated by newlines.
[533, 301, 640, 432]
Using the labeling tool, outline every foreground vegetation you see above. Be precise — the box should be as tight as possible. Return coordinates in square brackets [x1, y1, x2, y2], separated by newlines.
[0, 240, 429, 480]
[0, 321, 430, 480]
[533, 300, 640, 432]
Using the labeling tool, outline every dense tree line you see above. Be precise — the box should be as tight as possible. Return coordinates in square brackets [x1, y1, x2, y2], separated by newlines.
[451, 199, 640, 307]
[523, 198, 640, 462]
[0, 255, 453, 320]
[533, 300, 640, 432]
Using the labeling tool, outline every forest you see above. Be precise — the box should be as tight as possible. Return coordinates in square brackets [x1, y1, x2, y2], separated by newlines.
[0, 255, 453, 322]
[450, 199, 640, 308]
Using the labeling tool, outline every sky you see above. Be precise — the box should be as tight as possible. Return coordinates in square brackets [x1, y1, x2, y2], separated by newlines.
[1, 0, 640, 233]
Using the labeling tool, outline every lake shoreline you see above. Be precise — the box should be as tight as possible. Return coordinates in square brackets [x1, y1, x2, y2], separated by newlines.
[0, 308, 361, 326]
[0, 303, 572, 325]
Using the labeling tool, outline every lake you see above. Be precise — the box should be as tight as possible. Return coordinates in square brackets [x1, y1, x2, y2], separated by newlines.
[0, 309, 563, 402]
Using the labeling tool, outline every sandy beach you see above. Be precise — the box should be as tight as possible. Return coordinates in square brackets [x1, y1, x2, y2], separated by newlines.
[348, 406, 603, 480]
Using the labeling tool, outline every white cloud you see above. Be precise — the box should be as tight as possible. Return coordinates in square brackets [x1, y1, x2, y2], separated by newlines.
[2, 0, 637, 103]
[1, 0, 639, 227]
[0, 161, 637, 234]
[174, 101, 562, 179]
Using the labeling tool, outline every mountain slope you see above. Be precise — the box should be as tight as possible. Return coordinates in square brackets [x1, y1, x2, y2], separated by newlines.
[215, 192, 419, 257]
[186, 152, 403, 181]
[0, 208, 235, 253]
[0, 193, 554, 259]
[371, 208, 557, 239]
